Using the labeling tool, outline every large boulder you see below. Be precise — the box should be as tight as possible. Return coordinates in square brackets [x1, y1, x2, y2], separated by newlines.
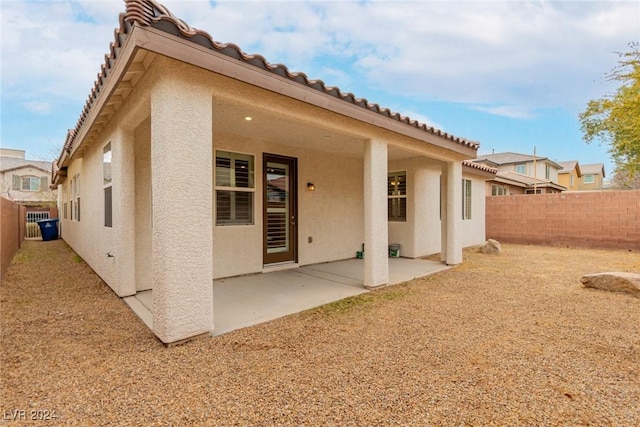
[478, 239, 502, 255]
[580, 272, 640, 298]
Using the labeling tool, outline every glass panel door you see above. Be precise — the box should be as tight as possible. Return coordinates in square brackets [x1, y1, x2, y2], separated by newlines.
[263, 154, 297, 264]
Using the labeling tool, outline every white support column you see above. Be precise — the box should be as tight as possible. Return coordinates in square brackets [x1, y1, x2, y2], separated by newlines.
[440, 164, 448, 263]
[150, 76, 214, 344]
[445, 160, 463, 265]
[412, 163, 429, 257]
[113, 128, 136, 297]
[364, 138, 389, 288]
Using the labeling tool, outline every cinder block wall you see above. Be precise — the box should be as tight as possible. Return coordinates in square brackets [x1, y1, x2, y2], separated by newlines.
[486, 190, 640, 250]
[1, 198, 23, 279]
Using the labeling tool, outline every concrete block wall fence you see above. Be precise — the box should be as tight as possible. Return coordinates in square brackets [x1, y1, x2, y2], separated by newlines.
[1, 198, 25, 280]
[486, 190, 640, 251]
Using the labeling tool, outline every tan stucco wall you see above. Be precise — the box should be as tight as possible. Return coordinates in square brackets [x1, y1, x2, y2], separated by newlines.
[213, 135, 365, 278]
[461, 170, 487, 248]
[387, 158, 488, 257]
[388, 158, 442, 257]
[558, 171, 574, 189]
[573, 173, 604, 191]
[60, 143, 118, 289]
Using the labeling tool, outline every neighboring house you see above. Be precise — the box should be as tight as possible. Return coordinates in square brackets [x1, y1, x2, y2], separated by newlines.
[52, 0, 495, 344]
[0, 148, 56, 207]
[557, 160, 582, 190]
[573, 163, 606, 191]
[473, 152, 566, 195]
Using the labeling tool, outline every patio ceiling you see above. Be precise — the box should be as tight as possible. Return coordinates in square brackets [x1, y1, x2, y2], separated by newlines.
[213, 99, 439, 163]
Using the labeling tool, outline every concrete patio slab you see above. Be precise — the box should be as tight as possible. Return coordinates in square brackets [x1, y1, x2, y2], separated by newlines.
[124, 258, 449, 337]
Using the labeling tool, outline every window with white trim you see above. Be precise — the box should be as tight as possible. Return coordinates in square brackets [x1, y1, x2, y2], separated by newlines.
[515, 164, 527, 174]
[462, 179, 472, 220]
[12, 175, 47, 192]
[570, 175, 574, 187]
[388, 172, 407, 222]
[545, 164, 551, 180]
[104, 143, 112, 227]
[491, 184, 507, 196]
[215, 151, 254, 225]
[584, 174, 595, 184]
[71, 173, 80, 221]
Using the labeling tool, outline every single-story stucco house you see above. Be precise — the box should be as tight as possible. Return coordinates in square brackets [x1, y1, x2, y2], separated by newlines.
[52, 0, 496, 344]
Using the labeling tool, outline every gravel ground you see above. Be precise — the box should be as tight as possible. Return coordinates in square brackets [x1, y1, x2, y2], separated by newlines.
[1, 239, 639, 426]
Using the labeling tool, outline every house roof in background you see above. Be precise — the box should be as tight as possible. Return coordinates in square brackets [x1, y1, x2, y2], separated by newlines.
[557, 160, 582, 175]
[0, 156, 51, 174]
[494, 171, 567, 191]
[580, 163, 606, 177]
[474, 152, 563, 170]
[58, 0, 479, 169]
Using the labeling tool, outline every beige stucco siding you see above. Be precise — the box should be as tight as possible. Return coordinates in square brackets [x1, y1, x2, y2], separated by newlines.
[387, 159, 489, 258]
[387, 158, 442, 257]
[213, 135, 364, 279]
[460, 170, 487, 248]
[60, 141, 118, 289]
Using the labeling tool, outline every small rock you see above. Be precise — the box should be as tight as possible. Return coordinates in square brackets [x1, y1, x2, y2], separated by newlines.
[580, 272, 640, 298]
[479, 239, 502, 255]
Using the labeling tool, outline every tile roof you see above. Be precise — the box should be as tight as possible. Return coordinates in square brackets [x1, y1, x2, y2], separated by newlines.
[0, 156, 52, 174]
[475, 152, 546, 165]
[557, 160, 578, 173]
[580, 163, 605, 177]
[60, 0, 479, 161]
[474, 151, 564, 170]
[462, 160, 497, 175]
[494, 171, 566, 190]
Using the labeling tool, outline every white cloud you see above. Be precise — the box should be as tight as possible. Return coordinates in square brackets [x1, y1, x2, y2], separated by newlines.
[1, 0, 123, 101]
[470, 105, 535, 119]
[22, 101, 52, 114]
[161, 0, 639, 117]
[2, 0, 638, 121]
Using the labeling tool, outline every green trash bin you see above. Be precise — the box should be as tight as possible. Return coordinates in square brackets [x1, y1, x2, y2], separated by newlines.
[37, 219, 59, 241]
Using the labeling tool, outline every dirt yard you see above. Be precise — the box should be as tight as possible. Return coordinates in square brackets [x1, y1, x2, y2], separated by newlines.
[1, 240, 639, 425]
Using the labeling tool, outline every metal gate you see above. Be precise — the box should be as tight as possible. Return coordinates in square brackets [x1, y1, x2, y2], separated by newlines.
[25, 211, 50, 239]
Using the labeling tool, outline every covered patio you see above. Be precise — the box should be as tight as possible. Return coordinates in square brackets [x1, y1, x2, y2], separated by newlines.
[124, 258, 449, 337]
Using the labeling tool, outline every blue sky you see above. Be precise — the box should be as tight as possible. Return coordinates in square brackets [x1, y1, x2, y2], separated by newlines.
[2, 0, 639, 177]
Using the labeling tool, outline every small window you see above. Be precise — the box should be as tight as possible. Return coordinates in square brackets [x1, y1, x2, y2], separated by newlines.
[20, 176, 42, 191]
[215, 151, 255, 225]
[462, 179, 472, 220]
[104, 187, 112, 227]
[71, 174, 80, 221]
[491, 184, 507, 196]
[104, 143, 112, 227]
[103, 143, 112, 185]
[545, 164, 551, 180]
[584, 174, 595, 184]
[515, 164, 527, 174]
[388, 172, 407, 222]
[570, 175, 574, 187]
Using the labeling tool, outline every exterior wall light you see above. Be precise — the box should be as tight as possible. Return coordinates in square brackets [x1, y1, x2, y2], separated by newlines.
[307, 182, 315, 191]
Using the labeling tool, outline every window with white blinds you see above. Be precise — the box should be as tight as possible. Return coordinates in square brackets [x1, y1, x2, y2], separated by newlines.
[215, 151, 255, 225]
[388, 172, 407, 222]
[462, 179, 472, 220]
